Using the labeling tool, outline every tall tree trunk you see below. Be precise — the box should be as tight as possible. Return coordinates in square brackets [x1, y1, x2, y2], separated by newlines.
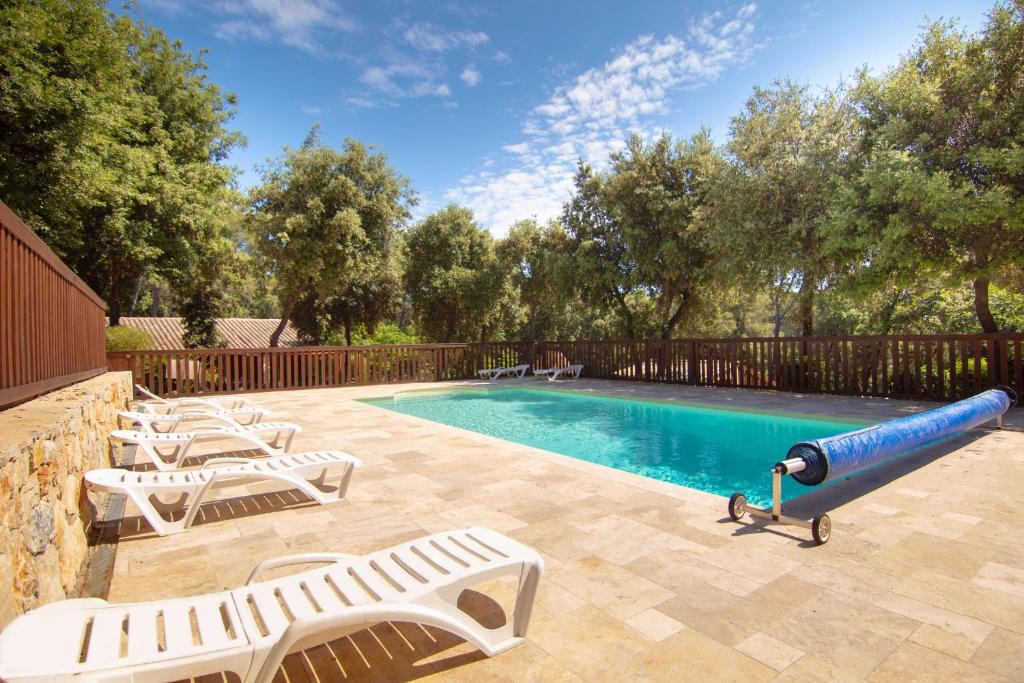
[130, 275, 145, 311]
[973, 276, 998, 333]
[270, 297, 296, 347]
[344, 324, 353, 347]
[109, 298, 122, 327]
[798, 279, 814, 337]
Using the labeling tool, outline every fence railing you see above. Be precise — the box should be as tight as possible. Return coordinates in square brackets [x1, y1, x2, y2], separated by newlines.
[108, 333, 1024, 404]
[1, 201, 107, 409]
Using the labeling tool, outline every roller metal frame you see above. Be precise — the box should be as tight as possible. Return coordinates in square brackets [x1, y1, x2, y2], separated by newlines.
[728, 457, 831, 545]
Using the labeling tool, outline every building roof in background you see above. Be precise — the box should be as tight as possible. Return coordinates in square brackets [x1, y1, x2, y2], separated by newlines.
[112, 317, 301, 349]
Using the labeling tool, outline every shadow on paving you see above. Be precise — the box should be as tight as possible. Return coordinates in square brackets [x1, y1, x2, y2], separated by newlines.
[173, 591, 505, 683]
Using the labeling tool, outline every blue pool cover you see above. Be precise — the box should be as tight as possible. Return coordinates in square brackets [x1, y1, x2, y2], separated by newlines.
[786, 388, 1016, 486]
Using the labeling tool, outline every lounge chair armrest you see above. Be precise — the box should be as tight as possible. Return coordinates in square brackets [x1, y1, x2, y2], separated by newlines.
[199, 457, 253, 470]
[246, 553, 358, 585]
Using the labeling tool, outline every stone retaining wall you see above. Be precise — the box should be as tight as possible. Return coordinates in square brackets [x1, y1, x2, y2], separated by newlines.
[0, 371, 131, 628]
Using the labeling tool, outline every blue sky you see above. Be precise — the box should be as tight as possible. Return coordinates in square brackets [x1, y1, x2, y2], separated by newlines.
[127, 0, 993, 233]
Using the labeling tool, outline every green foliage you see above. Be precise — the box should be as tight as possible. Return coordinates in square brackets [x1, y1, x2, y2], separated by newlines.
[403, 205, 520, 342]
[350, 323, 421, 345]
[815, 282, 1024, 335]
[5, 2, 1023, 348]
[837, 1, 1024, 332]
[249, 126, 413, 346]
[0, 0, 243, 322]
[179, 290, 225, 348]
[712, 80, 863, 336]
[105, 326, 154, 351]
[562, 132, 725, 340]
[496, 219, 582, 341]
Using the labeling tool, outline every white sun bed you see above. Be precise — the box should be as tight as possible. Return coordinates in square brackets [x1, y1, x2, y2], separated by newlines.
[110, 422, 301, 471]
[85, 450, 361, 535]
[119, 407, 271, 433]
[549, 364, 584, 380]
[132, 384, 255, 414]
[478, 366, 506, 380]
[478, 364, 530, 381]
[0, 527, 543, 682]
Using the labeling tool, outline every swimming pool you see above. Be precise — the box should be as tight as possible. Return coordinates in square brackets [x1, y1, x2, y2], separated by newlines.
[360, 387, 866, 506]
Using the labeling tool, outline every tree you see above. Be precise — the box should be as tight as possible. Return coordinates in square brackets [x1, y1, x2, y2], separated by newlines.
[842, 2, 1024, 332]
[403, 205, 518, 342]
[562, 162, 641, 338]
[714, 80, 863, 336]
[496, 219, 577, 341]
[0, 0, 243, 324]
[563, 132, 725, 341]
[249, 127, 413, 346]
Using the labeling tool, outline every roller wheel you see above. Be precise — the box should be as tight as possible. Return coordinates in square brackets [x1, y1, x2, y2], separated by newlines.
[728, 493, 747, 521]
[811, 514, 831, 545]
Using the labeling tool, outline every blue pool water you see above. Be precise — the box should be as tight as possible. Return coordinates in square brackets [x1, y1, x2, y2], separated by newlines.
[360, 387, 866, 506]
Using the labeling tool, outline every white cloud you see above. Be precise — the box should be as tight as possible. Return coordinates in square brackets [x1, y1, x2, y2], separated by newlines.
[460, 65, 482, 86]
[403, 23, 489, 51]
[300, 104, 321, 115]
[445, 4, 762, 234]
[358, 60, 451, 101]
[493, 50, 511, 63]
[501, 142, 531, 155]
[213, 0, 355, 54]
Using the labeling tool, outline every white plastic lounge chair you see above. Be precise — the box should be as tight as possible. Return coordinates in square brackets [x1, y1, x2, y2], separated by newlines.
[532, 367, 555, 379]
[133, 383, 254, 414]
[85, 450, 362, 535]
[0, 527, 543, 682]
[548, 364, 584, 380]
[505, 364, 530, 378]
[478, 364, 530, 381]
[110, 422, 301, 471]
[119, 407, 270, 433]
[478, 366, 507, 380]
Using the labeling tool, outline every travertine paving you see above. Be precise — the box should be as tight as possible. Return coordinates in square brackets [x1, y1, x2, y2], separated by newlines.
[105, 380, 1024, 682]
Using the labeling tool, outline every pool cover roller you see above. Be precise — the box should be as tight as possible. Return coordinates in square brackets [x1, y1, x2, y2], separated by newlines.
[785, 387, 1016, 487]
[727, 387, 1015, 545]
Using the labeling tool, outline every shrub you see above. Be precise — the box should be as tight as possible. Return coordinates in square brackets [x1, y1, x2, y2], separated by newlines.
[106, 326, 155, 351]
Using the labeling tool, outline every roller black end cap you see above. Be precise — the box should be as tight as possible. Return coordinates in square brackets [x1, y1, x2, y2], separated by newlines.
[995, 385, 1017, 406]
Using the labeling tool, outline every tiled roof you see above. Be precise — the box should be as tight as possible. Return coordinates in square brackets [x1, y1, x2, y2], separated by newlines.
[112, 317, 302, 349]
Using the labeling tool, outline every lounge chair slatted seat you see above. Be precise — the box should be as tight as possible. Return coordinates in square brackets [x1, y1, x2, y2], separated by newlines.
[119, 407, 271, 433]
[133, 384, 254, 414]
[110, 422, 301, 471]
[0, 528, 543, 682]
[85, 450, 361, 536]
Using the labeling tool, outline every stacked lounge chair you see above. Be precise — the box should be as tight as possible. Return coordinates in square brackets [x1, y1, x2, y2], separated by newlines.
[118, 406, 271, 433]
[0, 384, 546, 678]
[132, 383, 253, 414]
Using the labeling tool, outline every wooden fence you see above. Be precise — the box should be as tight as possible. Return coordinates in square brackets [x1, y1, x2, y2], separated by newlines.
[108, 333, 1023, 404]
[1, 201, 107, 409]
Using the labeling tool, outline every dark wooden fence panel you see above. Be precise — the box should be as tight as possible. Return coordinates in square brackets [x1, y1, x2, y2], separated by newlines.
[110, 333, 1023, 404]
[0, 201, 107, 408]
